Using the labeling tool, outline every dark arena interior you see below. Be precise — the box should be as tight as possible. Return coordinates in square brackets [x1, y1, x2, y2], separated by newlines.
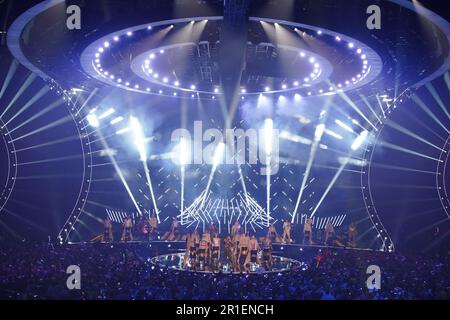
[0, 0, 449, 305]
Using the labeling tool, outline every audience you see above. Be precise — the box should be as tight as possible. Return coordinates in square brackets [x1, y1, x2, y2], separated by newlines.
[0, 243, 447, 300]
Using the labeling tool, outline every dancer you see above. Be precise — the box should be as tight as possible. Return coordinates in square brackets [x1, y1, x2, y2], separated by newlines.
[324, 221, 335, 245]
[238, 232, 250, 271]
[262, 234, 273, 271]
[348, 222, 357, 247]
[211, 233, 221, 269]
[303, 216, 313, 245]
[148, 212, 158, 239]
[231, 221, 241, 237]
[103, 216, 113, 242]
[248, 234, 260, 266]
[282, 219, 292, 244]
[121, 216, 133, 242]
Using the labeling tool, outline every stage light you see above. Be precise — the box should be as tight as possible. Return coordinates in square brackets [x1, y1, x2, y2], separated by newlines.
[163, 77, 168, 83]
[304, 77, 309, 82]
[125, 82, 130, 86]
[153, 73, 159, 79]
[173, 92, 177, 96]
[113, 36, 119, 41]
[294, 93, 302, 102]
[176, 137, 190, 166]
[95, 53, 100, 58]
[282, 84, 287, 89]
[361, 54, 366, 59]
[159, 90, 163, 94]
[116, 127, 130, 135]
[300, 52, 305, 57]
[335, 36, 341, 41]
[348, 42, 354, 48]
[98, 47, 104, 53]
[170, 24, 174, 28]
[130, 116, 147, 161]
[241, 88, 246, 93]
[134, 84, 140, 89]
[264, 119, 274, 155]
[351, 130, 368, 151]
[309, 57, 315, 63]
[147, 26, 152, 30]
[214, 87, 219, 93]
[264, 86, 270, 92]
[160, 49, 165, 54]
[99, 108, 115, 119]
[87, 114, 100, 128]
[190, 21, 195, 24]
[190, 84, 196, 90]
[335, 119, 354, 133]
[357, 48, 362, 54]
[363, 60, 368, 65]
[127, 31, 133, 36]
[213, 142, 225, 168]
[317, 30, 322, 35]
[110, 116, 124, 125]
[325, 129, 343, 140]
[146, 88, 151, 92]
[104, 41, 110, 48]
[314, 124, 325, 141]
[174, 81, 180, 86]
[293, 81, 299, 86]
[150, 53, 155, 59]
[110, 75, 114, 79]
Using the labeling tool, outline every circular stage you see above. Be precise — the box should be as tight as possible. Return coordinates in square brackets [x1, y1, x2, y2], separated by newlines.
[150, 252, 305, 274]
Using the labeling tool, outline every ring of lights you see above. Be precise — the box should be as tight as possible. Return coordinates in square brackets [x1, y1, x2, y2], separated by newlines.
[436, 135, 450, 219]
[0, 119, 17, 214]
[81, 17, 382, 98]
[46, 81, 95, 243]
[131, 43, 333, 95]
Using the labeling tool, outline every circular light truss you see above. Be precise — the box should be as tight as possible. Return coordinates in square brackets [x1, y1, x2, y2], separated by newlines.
[81, 17, 382, 99]
[0, 119, 18, 213]
[47, 81, 94, 244]
[436, 135, 450, 219]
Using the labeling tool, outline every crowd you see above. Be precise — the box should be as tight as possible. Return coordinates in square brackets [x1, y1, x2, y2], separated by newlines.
[0, 242, 448, 300]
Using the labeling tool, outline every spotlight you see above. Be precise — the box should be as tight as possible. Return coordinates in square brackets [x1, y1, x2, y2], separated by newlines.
[351, 130, 368, 151]
[300, 52, 305, 57]
[314, 124, 325, 141]
[190, 21, 195, 25]
[103, 41, 110, 48]
[160, 49, 165, 54]
[309, 57, 315, 63]
[163, 77, 168, 83]
[159, 90, 163, 94]
[173, 92, 177, 96]
[98, 47, 104, 53]
[281, 84, 287, 89]
[335, 36, 341, 41]
[213, 142, 225, 168]
[87, 114, 100, 128]
[146, 88, 150, 92]
[130, 116, 147, 161]
[99, 108, 115, 119]
[264, 86, 270, 92]
[150, 53, 156, 59]
[214, 87, 219, 93]
[356, 48, 362, 54]
[147, 26, 152, 30]
[348, 42, 354, 48]
[264, 119, 274, 155]
[293, 81, 299, 86]
[113, 36, 119, 41]
[317, 30, 322, 35]
[110, 116, 124, 125]
[294, 93, 302, 102]
[241, 88, 246, 93]
[174, 81, 180, 86]
[190, 84, 196, 90]
[127, 31, 133, 36]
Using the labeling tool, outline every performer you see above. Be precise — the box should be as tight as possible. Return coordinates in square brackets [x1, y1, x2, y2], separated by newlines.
[324, 221, 335, 245]
[231, 221, 241, 238]
[238, 232, 250, 271]
[267, 223, 279, 242]
[209, 222, 218, 237]
[282, 219, 292, 244]
[198, 238, 208, 270]
[121, 216, 133, 242]
[224, 235, 234, 266]
[262, 234, 273, 271]
[248, 234, 260, 265]
[148, 212, 158, 239]
[303, 216, 313, 245]
[348, 222, 357, 247]
[211, 233, 221, 269]
[103, 216, 113, 242]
